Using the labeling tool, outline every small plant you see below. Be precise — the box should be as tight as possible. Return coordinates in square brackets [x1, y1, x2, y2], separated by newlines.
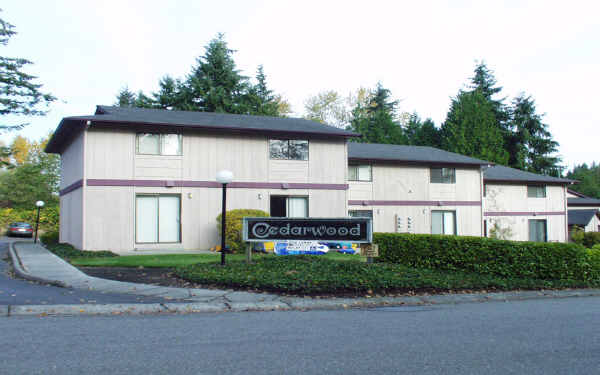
[489, 222, 513, 240]
[40, 230, 59, 245]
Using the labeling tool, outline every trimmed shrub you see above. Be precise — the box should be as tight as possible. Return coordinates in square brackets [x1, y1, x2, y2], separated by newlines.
[571, 227, 600, 248]
[587, 247, 600, 280]
[45, 242, 118, 260]
[216, 209, 269, 253]
[374, 233, 594, 281]
[1, 206, 59, 233]
[40, 230, 59, 245]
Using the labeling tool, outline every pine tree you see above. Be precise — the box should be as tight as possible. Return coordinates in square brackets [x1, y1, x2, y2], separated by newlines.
[405, 113, 441, 148]
[512, 94, 562, 175]
[0, 13, 55, 132]
[244, 65, 280, 116]
[152, 76, 184, 110]
[441, 90, 508, 164]
[348, 83, 406, 144]
[567, 163, 600, 198]
[184, 33, 248, 113]
[115, 86, 137, 107]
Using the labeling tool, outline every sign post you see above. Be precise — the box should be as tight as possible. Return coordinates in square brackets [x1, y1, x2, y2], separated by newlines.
[360, 243, 379, 264]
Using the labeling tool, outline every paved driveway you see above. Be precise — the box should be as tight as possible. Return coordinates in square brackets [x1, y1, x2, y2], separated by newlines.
[0, 239, 183, 305]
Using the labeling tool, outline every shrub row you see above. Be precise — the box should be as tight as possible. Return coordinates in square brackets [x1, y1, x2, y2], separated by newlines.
[41, 231, 118, 259]
[374, 233, 595, 281]
[0, 206, 59, 233]
[175, 255, 598, 294]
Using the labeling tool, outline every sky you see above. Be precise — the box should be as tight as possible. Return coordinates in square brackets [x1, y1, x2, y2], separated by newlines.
[1, 0, 598, 170]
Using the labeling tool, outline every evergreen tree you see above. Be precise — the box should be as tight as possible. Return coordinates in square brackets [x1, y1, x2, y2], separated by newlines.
[152, 76, 184, 110]
[184, 33, 248, 113]
[567, 163, 600, 198]
[511, 94, 562, 175]
[405, 113, 441, 148]
[243, 65, 280, 116]
[133, 91, 154, 108]
[348, 83, 406, 144]
[441, 90, 508, 164]
[0, 13, 55, 132]
[115, 86, 137, 107]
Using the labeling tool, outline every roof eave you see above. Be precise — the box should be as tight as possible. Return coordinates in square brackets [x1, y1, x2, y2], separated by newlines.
[483, 178, 574, 185]
[348, 157, 488, 168]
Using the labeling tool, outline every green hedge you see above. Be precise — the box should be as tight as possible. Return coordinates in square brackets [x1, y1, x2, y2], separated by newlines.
[374, 233, 594, 281]
[0, 206, 59, 234]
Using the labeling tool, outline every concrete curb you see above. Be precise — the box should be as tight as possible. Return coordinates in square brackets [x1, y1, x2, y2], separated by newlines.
[4, 288, 600, 317]
[9, 241, 68, 288]
[6, 241, 600, 317]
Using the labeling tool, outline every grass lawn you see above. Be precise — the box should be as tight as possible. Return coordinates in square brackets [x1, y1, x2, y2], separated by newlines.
[69, 250, 361, 268]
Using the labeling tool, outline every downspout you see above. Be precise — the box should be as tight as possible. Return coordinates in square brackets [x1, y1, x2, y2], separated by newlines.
[82, 121, 90, 250]
[563, 184, 568, 242]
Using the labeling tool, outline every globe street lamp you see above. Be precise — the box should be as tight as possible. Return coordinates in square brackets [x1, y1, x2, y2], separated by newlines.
[34, 200, 45, 244]
[216, 170, 233, 265]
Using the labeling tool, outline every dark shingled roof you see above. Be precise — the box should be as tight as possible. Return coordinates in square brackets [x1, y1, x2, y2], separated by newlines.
[568, 209, 599, 226]
[483, 165, 573, 185]
[347, 142, 491, 167]
[46, 105, 360, 153]
[568, 197, 600, 207]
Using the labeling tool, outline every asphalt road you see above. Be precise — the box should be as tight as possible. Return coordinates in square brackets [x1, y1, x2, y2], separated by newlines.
[2, 296, 600, 374]
[0, 238, 182, 305]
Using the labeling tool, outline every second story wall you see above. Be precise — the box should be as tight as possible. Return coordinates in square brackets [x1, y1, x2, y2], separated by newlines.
[85, 127, 348, 185]
[349, 165, 482, 203]
[60, 130, 85, 189]
[484, 184, 566, 213]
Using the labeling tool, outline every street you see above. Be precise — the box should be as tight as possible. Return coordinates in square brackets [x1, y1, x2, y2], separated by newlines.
[2, 296, 599, 374]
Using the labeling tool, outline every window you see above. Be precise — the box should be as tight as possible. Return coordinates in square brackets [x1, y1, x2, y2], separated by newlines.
[431, 211, 456, 235]
[349, 210, 373, 218]
[137, 133, 182, 155]
[269, 139, 308, 160]
[348, 165, 372, 181]
[527, 185, 546, 198]
[270, 196, 308, 217]
[136, 195, 181, 243]
[529, 219, 547, 242]
[430, 168, 456, 183]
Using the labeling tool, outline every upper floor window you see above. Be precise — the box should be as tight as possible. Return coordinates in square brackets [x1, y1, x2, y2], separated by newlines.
[137, 133, 182, 156]
[269, 139, 308, 160]
[430, 168, 455, 184]
[527, 185, 546, 198]
[348, 165, 372, 181]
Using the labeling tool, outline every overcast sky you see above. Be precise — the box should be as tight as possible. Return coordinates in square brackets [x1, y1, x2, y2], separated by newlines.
[2, 0, 598, 170]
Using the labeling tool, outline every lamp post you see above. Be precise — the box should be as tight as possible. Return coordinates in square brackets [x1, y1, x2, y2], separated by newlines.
[34, 200, 45, 244]
[216, 170, 233, 265]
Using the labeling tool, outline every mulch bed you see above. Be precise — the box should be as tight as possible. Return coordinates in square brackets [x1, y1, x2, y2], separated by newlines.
[79, 267, 201, 289]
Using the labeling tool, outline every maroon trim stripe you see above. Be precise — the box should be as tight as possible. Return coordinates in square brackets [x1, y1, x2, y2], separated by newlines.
[86, 179, 348, 190]
[59, 179, 84, 196]
[348, 200, 481, 206]
[484, 211, 566, 217]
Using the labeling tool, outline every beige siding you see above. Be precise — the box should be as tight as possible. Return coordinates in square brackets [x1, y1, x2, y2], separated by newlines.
[584, 215, 600, 232]
[60, 130, 85, 188]
[485, 215, 567, 242]
[82, 186, 347, 252]
[348, 164, 482, 236]
[485, 184, 565, 212]
[86, 128, 135, 179]
[349, 204, 482, 236]
[484, 184, 567, 242]
[59, 189, 83, 249]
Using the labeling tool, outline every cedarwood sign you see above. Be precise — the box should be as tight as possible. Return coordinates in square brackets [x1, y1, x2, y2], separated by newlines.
[242, 217, 372, 243]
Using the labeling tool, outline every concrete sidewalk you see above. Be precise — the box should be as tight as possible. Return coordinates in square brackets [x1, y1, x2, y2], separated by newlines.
[6, 241, 600, 317]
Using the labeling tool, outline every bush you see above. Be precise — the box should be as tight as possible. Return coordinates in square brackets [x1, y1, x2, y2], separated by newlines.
[40, 230, 59, 245]
[1, 206, 59, 233]
[175, 255, 599, 295]
[374, 233, 595, 281]
[216, 209, 269, 253]
[571, 227, 600, 248]
[587, 247, 600, 280]
[45, 242, 118, 260]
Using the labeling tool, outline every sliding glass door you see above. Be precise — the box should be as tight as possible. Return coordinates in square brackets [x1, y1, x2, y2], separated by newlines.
[136, 195, 181, 243]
